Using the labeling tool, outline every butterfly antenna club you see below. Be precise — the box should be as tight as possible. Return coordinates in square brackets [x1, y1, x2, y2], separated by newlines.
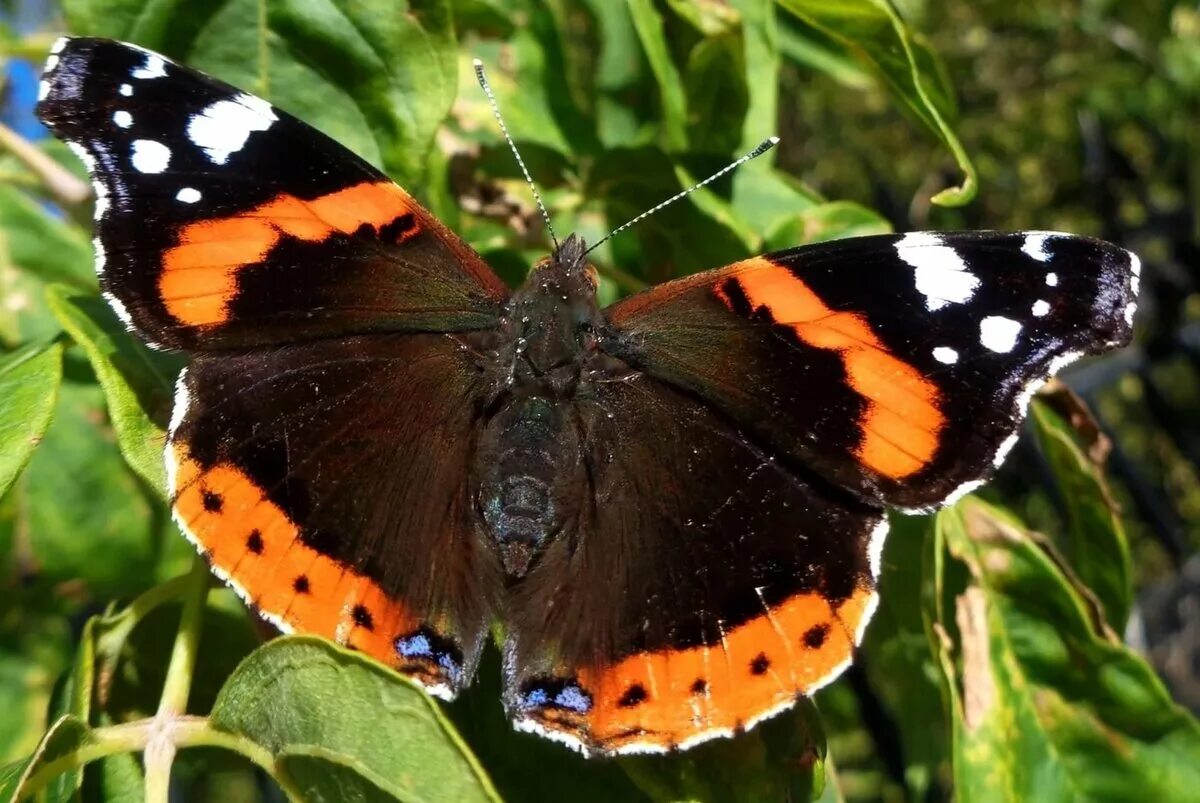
[584, 136, 780, 256]
[473, 59, 560, 250]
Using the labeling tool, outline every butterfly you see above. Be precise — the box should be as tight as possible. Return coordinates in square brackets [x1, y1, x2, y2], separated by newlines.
[36, 37, 1139, 756]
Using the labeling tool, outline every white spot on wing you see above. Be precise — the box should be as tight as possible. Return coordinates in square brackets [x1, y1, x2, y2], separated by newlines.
[932, 346, 959, 364]
[979, 315, 1022, 353]
[1032, 299, 1050, 317]
[1045, 272, 1058, 287]
[44, 54, 59, 73]
[187, 93, 277, 165]
[38, 81, 49, 101]
[1021, 232, 1053, 262]
[50, 37, 67, 55]
[132, 54, 166, 79]
[1124, 302, 1136, 326]
[895, 232, 980, 311]
[113, 110, 133, 128]
[176, 187, 202, 204]
[119, 83, 133, 97]
[131, 139, 171, 174]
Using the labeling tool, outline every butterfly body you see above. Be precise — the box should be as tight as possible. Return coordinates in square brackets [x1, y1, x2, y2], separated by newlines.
[36, 37, 1140, 756]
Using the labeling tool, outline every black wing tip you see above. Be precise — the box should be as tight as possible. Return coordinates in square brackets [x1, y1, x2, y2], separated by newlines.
[36, 37, 172, 126]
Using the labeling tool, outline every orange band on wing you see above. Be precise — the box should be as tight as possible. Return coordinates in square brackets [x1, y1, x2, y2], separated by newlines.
[169, 444, 451, 687]
[716, 257, 945, 479]
[158, 181, 419, 327]
[530, 585, 875, 752]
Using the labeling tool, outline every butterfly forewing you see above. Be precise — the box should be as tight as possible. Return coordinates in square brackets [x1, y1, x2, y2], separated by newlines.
[603, 231, 1138, 510]
[36, 37, 508, 352]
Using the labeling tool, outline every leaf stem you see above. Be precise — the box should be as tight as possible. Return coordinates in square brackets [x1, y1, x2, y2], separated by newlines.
[17, 717, 303, 803]
[0, 120, 89, 207]
[143, 557, 211, 802]
[95, 572, 196, 661]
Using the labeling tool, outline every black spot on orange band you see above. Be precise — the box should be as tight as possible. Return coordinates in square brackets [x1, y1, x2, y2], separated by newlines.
[169, 443, 456, 691]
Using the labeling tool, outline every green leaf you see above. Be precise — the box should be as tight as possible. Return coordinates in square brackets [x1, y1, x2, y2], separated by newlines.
[0, 186, 93, 289]
[275, 745, 406, 803]
[775, 0, 977, 205]
[106, 590, 260, 721]
[931, 498, 1200, 802]
[211, 637, 500, 803]
[765, 200, 892, 249]
[45, 286, 181, 493]
[730, 0, 782, 150]
[620, 701, 827, 802]
[0, 613, 72, 766]
[62, 0, 457, 188]
[860, 513, 948, 801]
[1, 715, 91, 803]
[586, 147, 752, 280]
[1028, 396, 1132, 630]
[0, 343, 62, 499]
[43, 617, 96, 803]
[23, 379, 165, 598]
[682, 28, 749, 155]
[627, 0, 689, 150]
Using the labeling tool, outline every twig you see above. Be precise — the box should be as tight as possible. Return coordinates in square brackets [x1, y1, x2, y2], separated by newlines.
[143, 557, 211, 803]
[0, 120, 90, 207]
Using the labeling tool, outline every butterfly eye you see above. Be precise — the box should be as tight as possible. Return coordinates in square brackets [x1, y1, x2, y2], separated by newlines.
[583, 264, 599, 290]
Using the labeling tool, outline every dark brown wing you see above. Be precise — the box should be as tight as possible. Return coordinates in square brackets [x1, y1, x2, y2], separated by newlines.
[503, 373, 883, 754]
[168, 333, 499, 697]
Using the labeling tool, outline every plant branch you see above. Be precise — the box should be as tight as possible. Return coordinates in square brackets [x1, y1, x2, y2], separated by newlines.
[17, 717, 301, 803]
[0, 121, 89, 207]
[143, 557, 211, 803]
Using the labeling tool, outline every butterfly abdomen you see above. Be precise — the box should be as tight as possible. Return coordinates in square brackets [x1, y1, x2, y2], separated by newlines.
[477, 394, 585, 577]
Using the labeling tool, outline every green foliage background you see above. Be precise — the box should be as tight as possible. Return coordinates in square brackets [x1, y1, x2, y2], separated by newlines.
[0, 0, 1198, 801]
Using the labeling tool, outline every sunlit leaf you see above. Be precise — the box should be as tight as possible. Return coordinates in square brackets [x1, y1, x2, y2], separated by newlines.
[775, 0, 977, 205]
[1029, 394, 1132, 629]
[46, 286, 180, 493]
[211, 637, 500, 803]
[0, 342, 62, 499]
[931, 499, 1200, 802]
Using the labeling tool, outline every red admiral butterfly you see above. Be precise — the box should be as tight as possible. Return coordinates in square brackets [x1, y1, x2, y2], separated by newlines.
[36, 37, 1139, 755]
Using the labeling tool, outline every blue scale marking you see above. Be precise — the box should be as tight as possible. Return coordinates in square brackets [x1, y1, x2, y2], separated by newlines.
[395, 633, 432, 658]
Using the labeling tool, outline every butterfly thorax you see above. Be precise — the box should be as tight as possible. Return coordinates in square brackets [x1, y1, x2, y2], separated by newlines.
[474, 234, 616, 577]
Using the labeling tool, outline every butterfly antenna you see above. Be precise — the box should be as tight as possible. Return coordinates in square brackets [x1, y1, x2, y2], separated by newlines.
[473, 59, 560, 250]
[584, 137, 780, 256]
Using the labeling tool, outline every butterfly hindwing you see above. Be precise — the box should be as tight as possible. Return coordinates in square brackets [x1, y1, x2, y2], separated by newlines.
[602, 231, 1139, 509]
[168, 333, 500, 697]
[36, 37, 508, 351]
[503, 371, 883, 754]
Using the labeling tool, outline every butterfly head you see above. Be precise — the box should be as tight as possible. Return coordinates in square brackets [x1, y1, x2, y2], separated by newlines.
[545, 232, 598, 292]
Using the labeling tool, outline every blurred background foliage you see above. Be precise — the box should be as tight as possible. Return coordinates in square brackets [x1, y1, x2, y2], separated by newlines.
[0, 0, 1198, 801]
